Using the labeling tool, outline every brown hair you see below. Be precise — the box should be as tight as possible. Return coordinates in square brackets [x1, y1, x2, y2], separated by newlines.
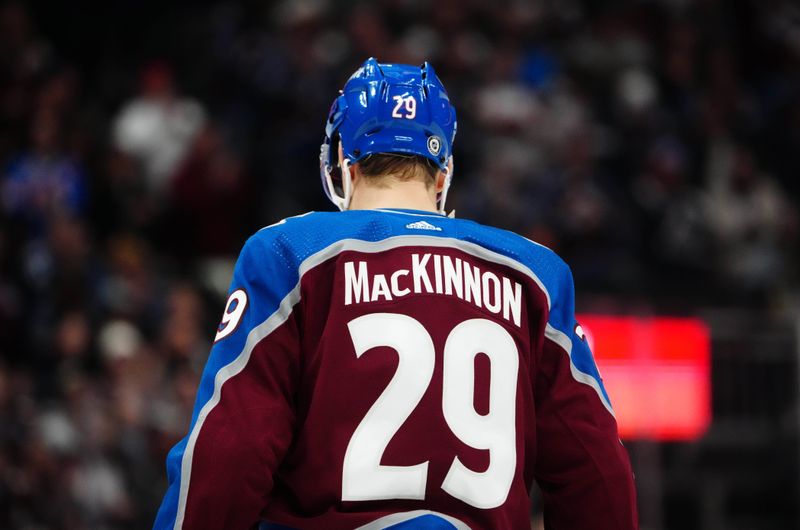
[356, 154, 439, 189]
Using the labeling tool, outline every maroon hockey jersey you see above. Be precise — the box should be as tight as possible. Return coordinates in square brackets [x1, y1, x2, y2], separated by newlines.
[154, 208, 638, 530]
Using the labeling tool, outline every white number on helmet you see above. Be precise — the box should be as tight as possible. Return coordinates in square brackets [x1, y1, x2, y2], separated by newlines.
[391, 95, 417, 119]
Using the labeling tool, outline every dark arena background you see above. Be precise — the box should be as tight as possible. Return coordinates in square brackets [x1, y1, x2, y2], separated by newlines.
[1, 0, 798, 528]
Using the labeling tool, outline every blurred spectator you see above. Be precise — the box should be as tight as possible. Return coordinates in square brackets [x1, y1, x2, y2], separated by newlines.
[99, 234, 163, 330]
[168, 124, 252, 260]
[705, 140, 797, 296]
[112, 61, 206, 196]
[0, 2, 52, 159]
[632, 136, 710, 275]
[2, 109, 86, 234]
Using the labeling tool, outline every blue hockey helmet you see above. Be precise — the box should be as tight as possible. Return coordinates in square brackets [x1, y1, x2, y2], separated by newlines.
[320, 57, 457, 211]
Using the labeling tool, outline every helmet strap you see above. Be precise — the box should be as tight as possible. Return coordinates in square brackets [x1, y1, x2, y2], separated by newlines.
[321, 138, 354, 211]
[340, 158, 353, 211]
[437, 156, 453, 215]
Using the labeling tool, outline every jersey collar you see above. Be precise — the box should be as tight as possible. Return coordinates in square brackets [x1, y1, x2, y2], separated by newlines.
[374, 208, 447, 218]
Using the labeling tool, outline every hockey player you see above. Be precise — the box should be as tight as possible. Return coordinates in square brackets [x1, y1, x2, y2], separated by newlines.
[154, 58, 638, 530]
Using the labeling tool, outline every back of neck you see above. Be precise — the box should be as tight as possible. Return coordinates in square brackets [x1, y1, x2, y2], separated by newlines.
[348, 181, 438, 213]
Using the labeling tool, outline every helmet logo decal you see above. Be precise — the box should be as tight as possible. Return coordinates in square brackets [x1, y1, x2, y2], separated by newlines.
[427, 135, 442, 156]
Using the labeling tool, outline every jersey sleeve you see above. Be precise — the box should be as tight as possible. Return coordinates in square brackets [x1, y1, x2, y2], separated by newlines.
[533, 262, 638, 530]
[154, 233, 301, 530]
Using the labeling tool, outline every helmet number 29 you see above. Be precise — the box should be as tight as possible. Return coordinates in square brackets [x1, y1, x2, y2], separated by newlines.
[391, 95, 417, 119]
[342, 313, 518, 509]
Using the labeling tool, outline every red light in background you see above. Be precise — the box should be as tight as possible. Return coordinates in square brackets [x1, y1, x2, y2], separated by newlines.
[576, 315, 711, 441]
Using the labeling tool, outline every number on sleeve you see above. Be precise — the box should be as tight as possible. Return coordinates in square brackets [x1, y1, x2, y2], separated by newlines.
[342, 313, 435, 501]
[214, 289, 248, 342]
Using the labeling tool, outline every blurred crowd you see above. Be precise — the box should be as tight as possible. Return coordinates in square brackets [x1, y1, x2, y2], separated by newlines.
[0, 0, 798, 527]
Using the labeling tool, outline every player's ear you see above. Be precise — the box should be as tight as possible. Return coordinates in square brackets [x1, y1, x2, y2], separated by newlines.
[435, 158, 452, 193]
[350, 163, 362, 187]
[435, 172, 445, 193]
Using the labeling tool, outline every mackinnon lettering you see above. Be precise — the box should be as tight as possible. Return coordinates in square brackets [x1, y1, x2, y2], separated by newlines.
[343, 253, 524, 327]
[344, 261, 369, 305]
